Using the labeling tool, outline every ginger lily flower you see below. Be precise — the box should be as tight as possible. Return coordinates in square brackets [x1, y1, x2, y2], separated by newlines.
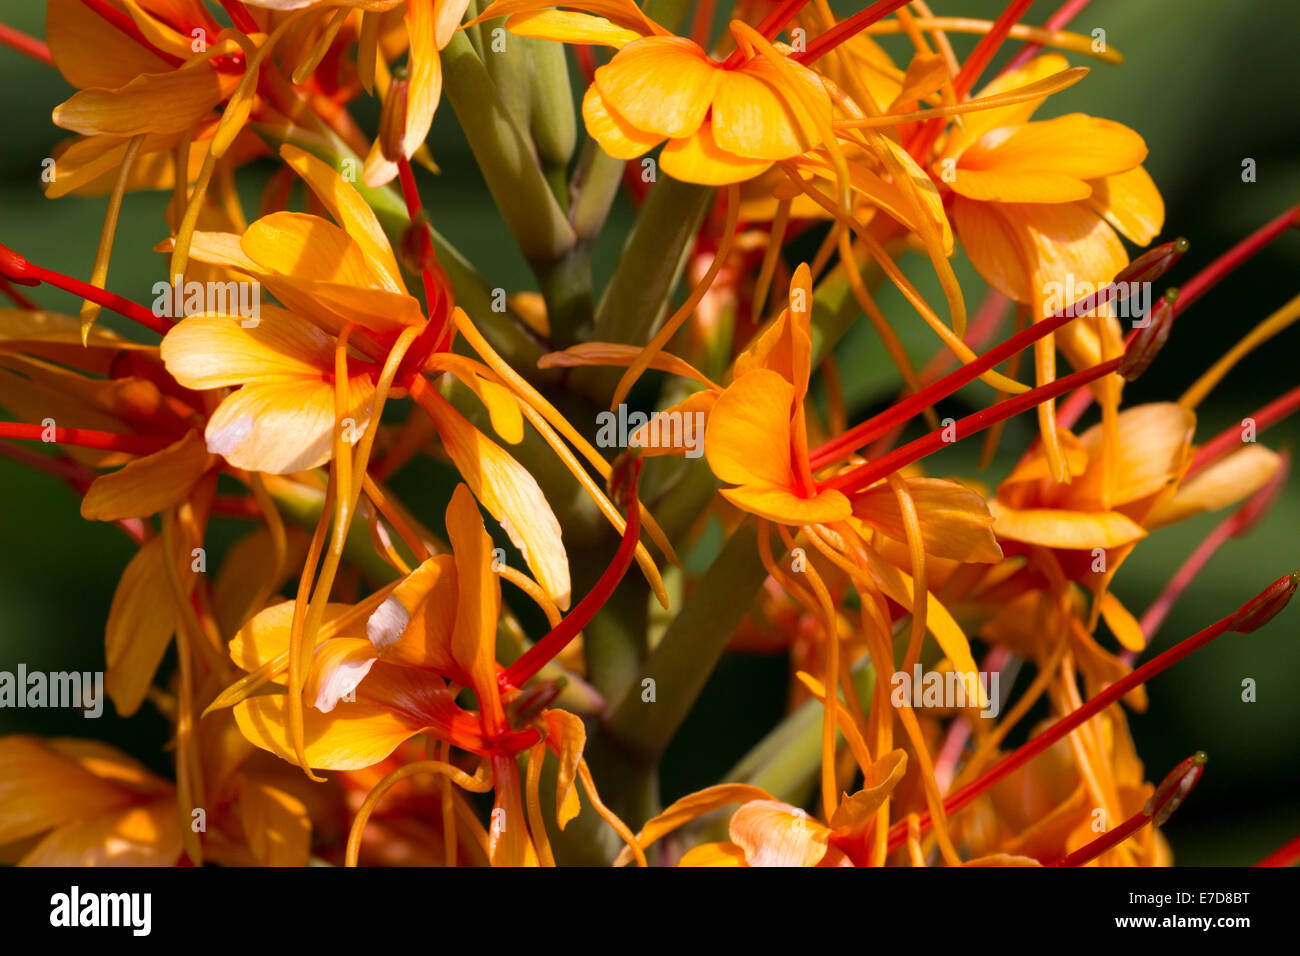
[474, 0, 836, 185]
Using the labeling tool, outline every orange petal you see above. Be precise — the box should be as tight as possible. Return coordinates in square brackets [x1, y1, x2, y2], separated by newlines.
[720, 484, 852, 525]
[705, 369, 796, 489]
[420, 388, 571, 609]
[678, 841, 747, 866]
[0, 736, 138, 845]
[53, 64, 235, 136]
[1088, 165, 1164, 246]
[161, 307, 334, 389]
[988, 498, 1148, 549]
[444, 484, 505, 726]
[544, 710, 586, 830]
[594, 36, 719, 138]
[279, 145, 406, 291]
[729, 799, 831, 867]
[21, 800, 181, 867]
[81, 430, 211, 521]
[401, 0, 442, 158]
[105, 536, 177, 717]
[853, 477, 1003, 563]
[1072, 402, 1195, 509]
[613, 783, 773, 865]
[581, 84, 665, 159]
[1148, 444, 1281, 528]
[660, 122, 773, 186]
[46, 0, 171, 90]
[240, 777, 312, 867]
[203, 375, 375, 474]
[1098, 591, 1145, 653]
[952, 196, 1033, 303]
[507, 10, 642, 48]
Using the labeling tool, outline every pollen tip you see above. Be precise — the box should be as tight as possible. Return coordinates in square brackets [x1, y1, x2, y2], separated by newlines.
[1174, 237, 1190, 254]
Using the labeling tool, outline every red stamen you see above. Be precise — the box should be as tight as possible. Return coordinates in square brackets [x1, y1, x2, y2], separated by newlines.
[0, 274, 38, 310]
[793, 0, 913, 65]
[952, 0, 1035, 97]
[999, 0, 1094, 77]
[1257, 832, 1300, 867]
[218, 0, 261, 35]
[722, 0, 808, 68]
[888, 571, 1299, 852]
[396, 157, 455, 375]
[1048, 753, 1206, 866]
[501, 455, 643, 688]
[1177, 203, 1300, 315]
[0, 21, 53, 66]
[827, 354, 1124, 495]
[812, 240, 1185, 470]
[0, 421, 172, 455]
[1186, 383, 1300, 478]
[0, 243, 173, 336]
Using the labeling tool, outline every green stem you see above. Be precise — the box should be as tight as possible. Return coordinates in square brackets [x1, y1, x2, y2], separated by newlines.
[602, 519, 773, 761]
[441, 31, 576, 267]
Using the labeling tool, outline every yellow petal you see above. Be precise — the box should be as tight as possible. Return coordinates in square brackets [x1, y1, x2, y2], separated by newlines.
[507, 10, 641, 48]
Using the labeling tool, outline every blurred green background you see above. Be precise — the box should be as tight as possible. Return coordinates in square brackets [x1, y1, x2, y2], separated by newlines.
[0, 0, 1297, 864]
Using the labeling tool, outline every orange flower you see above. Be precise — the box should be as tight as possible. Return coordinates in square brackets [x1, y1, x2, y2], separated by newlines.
[474, 0, 834, 184]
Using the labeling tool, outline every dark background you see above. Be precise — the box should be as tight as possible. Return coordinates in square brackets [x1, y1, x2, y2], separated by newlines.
[0, 0, 1297, 863]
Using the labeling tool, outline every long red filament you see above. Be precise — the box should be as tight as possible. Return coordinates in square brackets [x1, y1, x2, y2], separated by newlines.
[887, 572, 1298, 853]
[502, 458, 643, 688]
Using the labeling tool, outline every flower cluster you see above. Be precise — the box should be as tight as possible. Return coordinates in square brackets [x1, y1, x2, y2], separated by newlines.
[0, 0, 1297, 868]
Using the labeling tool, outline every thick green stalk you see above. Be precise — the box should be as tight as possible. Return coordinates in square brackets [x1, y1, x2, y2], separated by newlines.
[602, 519, 773, 761]
[441, 31, 576, 266]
